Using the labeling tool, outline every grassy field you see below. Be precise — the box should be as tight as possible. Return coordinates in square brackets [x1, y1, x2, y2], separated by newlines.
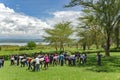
[0, 52, 120, 80]
[0, 45, 105, 56]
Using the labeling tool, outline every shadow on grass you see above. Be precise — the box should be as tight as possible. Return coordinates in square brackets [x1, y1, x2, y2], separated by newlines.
[75, 55, 120, 73]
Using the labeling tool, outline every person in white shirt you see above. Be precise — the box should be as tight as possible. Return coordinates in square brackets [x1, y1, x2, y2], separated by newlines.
[35, 57, 40, 71]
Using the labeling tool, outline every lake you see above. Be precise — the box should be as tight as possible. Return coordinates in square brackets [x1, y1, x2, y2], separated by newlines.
[0, 38, 42, 46]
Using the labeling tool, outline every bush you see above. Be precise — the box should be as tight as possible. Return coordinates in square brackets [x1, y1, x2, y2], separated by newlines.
[27, 41, 36, 49]
[110, 48, 120, 52]
[19, 46, 29, 51]
[0, 47, 1, 51]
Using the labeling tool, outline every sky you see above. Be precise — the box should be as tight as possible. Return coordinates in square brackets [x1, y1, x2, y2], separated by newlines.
[0, 0, 82, 39]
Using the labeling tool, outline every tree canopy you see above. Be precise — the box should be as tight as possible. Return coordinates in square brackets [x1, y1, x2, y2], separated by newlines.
[43, 22, 74, 51]
[66, 0, 120, 56]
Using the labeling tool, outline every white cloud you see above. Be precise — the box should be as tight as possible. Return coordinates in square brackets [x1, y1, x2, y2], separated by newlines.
[0, 3, 82, 39]
[45, 11, 83, 40]
[0, 3, 50, 39]
[46, 11, 82, 27]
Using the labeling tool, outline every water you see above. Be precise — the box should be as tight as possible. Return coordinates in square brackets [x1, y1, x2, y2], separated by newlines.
[0, 42, 40, 46]
[0, 39, 42, 46]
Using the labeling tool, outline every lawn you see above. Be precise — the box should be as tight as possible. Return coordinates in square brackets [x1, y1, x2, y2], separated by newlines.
[0, 52, 120, 80]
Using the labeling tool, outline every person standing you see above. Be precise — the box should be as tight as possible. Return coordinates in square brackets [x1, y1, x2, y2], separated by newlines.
[1, 57, 4, 67]
[16, 55, 19, 66]
[96, 52, 102, 66]
[35, 57, 40, 71]
[49, 54, 53, 65]
[27, 57, 33, 70]
[10, 55, 15, 65]
[44, 54, 49, 70]
[32, 57, 36, 71]
[53, 54, 58, 66]
[59, 53, 64, 66]
[0, 58, 2, 68]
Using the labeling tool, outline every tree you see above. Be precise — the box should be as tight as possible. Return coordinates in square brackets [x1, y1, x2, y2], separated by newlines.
[77, 29, 93, 50]
[78, 14, 106, 49]
[114, 23, 120, 48]
[66, 0, 120, 56]
[44, 22, 74, 51]
[27, 41, 36, 49]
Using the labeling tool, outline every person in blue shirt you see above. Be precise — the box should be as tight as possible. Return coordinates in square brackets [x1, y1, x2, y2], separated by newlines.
[59, 53, 64, 66]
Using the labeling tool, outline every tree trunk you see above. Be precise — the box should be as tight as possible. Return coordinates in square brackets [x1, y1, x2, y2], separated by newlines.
[54, 43, 58, 51]
[83, 42, 86, 51]
[96, 43, 99, 49]
[55, 45, 58, 51]
[115, 27, 120, 48]
[87, 44, 90, 50]
[60, 44, 62, 51]
[62, 44, 64, 51]
[105, 35, 110, 56]
[60, 42, 64, 51]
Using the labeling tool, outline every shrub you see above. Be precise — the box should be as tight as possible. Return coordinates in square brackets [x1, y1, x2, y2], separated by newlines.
[27, 41, 36, 49]
[19, 46, 29, 51]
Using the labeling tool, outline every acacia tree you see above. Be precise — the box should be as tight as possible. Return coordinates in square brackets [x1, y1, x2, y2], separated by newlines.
[43, 22, 74, 51]
[79, 14, 106, 49]
[66, 0, 120, 56]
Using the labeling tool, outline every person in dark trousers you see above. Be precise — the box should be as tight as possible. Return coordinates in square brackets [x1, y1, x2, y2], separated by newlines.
[64, 52, 67, 64]
[83, 52, 87, 64]
[1, 57, 4, 67]
[27, 57, 33, 70]
[44, 54, 49, 70]
[53, 54, 58, 66]
[59, 53, 64, 66]
[32, 57, 36, 71]
[80, 54, 83, 64]
[97, 52, 102, 66]
[68, 56, 72, 66]
[71, 55, 76, 66]
[0, 58, 2, 68]
[49, 54, 53, 65]
[10, 55, 15, 65]
[16, 55, 19, 66]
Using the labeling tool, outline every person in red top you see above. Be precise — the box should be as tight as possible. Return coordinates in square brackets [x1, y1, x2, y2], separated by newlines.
[27, 57, 32, 70]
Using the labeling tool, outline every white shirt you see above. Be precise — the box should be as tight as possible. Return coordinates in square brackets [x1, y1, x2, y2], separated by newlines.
[35, 58, 40, 64]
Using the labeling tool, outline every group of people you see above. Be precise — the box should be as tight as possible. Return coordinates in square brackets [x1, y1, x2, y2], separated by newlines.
[0, 51, 102, 71]
[9, 52, 88, 71]
[0, 57, 4, 68]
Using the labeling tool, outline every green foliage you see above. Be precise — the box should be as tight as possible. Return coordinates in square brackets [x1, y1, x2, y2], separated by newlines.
[110, 48, 120, 52]
[44, 22, 74, 51]
[0, 46, 1, 51]
[27, 41, 36, 49]
[0, 45, 19, 51]
[67, 0, 120, 56]
[19, 46, 29, 51]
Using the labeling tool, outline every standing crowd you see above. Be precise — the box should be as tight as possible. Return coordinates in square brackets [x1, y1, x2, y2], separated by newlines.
[9, 52, 88, 71]
[0, 51, 102, 71]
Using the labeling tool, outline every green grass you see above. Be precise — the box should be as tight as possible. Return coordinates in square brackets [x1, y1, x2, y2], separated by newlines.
[0, 49, 41, 56]
[0, 52, 120, 80]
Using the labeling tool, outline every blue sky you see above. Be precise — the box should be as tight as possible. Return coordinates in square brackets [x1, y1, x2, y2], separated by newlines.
[0, 0, 79, 19]
[0, 0, 82, 39]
